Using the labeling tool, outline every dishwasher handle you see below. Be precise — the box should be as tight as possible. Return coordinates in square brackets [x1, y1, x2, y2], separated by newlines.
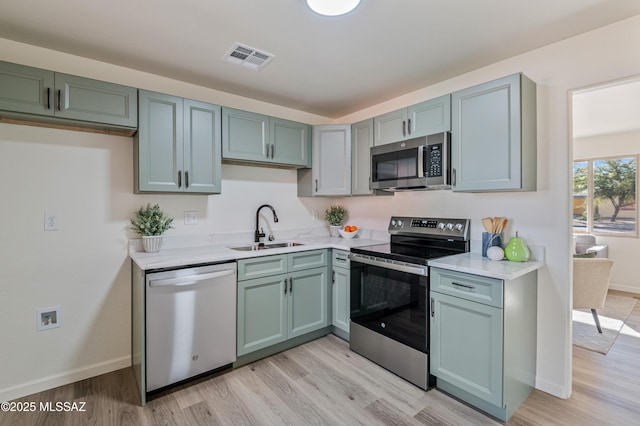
[149, 269, 235, 288]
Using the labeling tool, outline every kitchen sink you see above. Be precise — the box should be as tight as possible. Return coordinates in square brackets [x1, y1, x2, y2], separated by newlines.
[230, 242, 305, 251]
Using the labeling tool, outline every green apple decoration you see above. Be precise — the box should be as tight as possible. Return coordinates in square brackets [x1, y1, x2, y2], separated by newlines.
[504, 231, 530, 262]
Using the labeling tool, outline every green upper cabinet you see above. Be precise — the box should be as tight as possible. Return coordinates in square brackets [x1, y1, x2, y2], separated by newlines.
[373, 94, 451, 146]
[297, 124, 351, 196]
[135, 90, 221, 194]
[222, 107, 311, 168]
[351, 118, 374, 195]
[451, 73, 536, 192]
[0, 61, 137, 129]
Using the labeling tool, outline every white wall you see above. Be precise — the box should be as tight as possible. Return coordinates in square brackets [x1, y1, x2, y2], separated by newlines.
[574, 129, 640, 293]
[1, 14, 640, 402]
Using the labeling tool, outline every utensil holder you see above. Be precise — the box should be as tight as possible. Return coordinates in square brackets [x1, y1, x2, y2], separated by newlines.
[482, 232, 502, 257]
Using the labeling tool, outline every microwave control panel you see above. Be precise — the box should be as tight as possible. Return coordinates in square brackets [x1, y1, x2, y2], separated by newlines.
[426, 143, 442, 177]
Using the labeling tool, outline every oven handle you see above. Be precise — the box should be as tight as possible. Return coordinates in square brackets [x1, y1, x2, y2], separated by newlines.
[348, 253, 428, 276]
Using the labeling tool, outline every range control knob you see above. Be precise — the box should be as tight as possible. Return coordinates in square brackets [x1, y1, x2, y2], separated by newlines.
[438, 222, 446, 230]
[397, 220, 403, 227]
[454, 223, 464, 231]
[390, 219, 397, 227]
[446, 223, 454, 230]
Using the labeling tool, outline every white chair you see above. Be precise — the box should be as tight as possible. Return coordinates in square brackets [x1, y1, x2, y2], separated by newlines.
[573, 258, 614, 333]
[574, 234, 609, 258]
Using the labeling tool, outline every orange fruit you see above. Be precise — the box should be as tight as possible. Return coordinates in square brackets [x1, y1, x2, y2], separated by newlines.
[352, 226, 358, 231]
[345, 226, 352, 232]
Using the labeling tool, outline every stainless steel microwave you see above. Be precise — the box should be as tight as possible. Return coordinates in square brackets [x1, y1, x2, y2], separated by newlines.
[370, 132, 451, 191]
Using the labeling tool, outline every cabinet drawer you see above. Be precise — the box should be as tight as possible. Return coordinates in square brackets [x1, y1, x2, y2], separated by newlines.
[238, 255, 288, 281]
[332, 249, 350, 269]
[431, 268, 503, 308]
[288, 249, 327, 272]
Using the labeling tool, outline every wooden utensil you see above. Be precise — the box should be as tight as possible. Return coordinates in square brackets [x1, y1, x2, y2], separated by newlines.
[482, 217, 493, 233]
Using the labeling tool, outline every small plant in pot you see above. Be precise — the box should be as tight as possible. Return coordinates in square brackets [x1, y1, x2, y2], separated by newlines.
[325, 204, 348, 237]
[130, 203, 174, 252]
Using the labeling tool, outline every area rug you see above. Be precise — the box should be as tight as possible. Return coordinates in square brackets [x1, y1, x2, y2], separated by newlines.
[573, 294, 637, 355]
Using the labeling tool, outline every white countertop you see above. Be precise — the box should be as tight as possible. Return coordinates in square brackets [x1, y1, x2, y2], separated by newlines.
[130, 231, 386, 271]
[428, 252, 544, 281]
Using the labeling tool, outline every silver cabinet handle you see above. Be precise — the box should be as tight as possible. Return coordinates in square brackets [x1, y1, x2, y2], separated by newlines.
[315, 179, 318, 192]
[452, 168, 457, 186]
[431, 298, 435, 317]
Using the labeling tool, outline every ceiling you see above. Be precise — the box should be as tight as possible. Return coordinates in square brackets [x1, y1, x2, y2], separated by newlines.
[1, 0, 639, 118]
[573, 78, 640, 139]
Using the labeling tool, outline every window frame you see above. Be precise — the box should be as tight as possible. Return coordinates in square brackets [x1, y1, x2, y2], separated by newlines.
[573, 154, 638, 238]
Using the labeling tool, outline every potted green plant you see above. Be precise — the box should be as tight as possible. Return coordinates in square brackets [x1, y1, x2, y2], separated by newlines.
[325, 204, 348, 237]
[130, 203, 174, 252]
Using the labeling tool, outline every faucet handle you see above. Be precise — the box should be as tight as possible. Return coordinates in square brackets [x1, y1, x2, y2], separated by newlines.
[268, 233, 275, 241]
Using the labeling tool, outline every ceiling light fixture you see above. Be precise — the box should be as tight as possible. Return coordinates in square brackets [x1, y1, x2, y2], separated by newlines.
[306, 0, 361, 16]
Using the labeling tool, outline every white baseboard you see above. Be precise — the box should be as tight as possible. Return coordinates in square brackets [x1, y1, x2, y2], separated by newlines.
[0, 355, 131, 402]
[609, 282, 640, 295]
[535, 376, 570, 399]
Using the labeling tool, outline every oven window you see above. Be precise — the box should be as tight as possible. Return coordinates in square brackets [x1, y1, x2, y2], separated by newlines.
[350, 262, 427, 353]
[373, 148, 419, 181]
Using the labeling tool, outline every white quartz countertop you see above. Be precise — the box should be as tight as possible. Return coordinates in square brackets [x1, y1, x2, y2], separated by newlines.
[130, 233, 386, 271]
[428, 252, 544, 281]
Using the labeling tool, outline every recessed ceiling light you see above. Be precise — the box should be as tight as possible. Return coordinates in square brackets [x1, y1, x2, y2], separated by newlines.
[306, 0, 361, 16]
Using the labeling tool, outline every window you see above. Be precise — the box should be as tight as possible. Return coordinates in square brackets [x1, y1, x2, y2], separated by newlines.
[573, 156, 637, 236]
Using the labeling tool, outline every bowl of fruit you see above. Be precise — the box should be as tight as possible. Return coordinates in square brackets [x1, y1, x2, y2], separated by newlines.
[338, 225, 359, 239]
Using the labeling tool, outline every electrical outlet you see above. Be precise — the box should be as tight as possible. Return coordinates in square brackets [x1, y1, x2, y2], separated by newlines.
[184, 211, 199, 225]
[44, 212, 59, 231]
[37, 306, 61, 331]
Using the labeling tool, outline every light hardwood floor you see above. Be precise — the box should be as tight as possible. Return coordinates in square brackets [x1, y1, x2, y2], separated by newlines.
[2, 291, 639, 426]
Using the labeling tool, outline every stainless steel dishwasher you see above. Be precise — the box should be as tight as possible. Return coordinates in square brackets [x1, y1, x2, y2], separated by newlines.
[146, 262, 237, 392]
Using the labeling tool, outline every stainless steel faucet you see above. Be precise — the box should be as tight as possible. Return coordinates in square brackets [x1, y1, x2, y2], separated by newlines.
[255, 204, 279, 243]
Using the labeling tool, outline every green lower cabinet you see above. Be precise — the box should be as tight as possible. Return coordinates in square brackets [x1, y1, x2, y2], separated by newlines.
[237, 275, 288, 356]
[430, 292, 503, 406]
[287, 267, 328, 339]
[236, 250, 330, 359]
[429, 267, 537, 421]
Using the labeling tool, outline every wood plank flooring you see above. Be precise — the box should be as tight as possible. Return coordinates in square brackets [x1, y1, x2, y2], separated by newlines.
[2, 290, 639, 426]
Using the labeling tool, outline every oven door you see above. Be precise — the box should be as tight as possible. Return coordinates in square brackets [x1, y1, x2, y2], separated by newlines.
[349, 256, 428, 353]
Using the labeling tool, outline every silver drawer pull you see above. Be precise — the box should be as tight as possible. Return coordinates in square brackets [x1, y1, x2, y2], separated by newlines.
[452, 282, 475, 290]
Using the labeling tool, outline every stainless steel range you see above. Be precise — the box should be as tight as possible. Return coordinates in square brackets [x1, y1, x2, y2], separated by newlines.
[349, 216, 470, 390]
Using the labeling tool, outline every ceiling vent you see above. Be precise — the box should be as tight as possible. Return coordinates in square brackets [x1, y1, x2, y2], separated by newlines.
[222, 43, 275, 71]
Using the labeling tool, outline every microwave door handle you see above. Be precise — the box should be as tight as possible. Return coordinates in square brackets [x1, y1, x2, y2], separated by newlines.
[417, 145, 425, 178]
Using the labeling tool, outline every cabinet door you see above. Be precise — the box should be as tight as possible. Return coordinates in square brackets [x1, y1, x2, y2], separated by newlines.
[287, 267, 328, 339]
[237, 275, 288, 356]
[136, 90, 183, 192]
[222, 107, 269, 163]
[270, 117, 311, 167]
[374, 108, 407, 145]
[312, 124, 351, 196]
[0, 61, 54, 116]
[430, 291, 503, 407]
[183, 99, 221, 194]
[351, 118, 374, 195]
[409, 94, 450, 137]
[55, 73, 137, 127]
[332, 266, 350, 334]
[452, 73, 534, 192]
